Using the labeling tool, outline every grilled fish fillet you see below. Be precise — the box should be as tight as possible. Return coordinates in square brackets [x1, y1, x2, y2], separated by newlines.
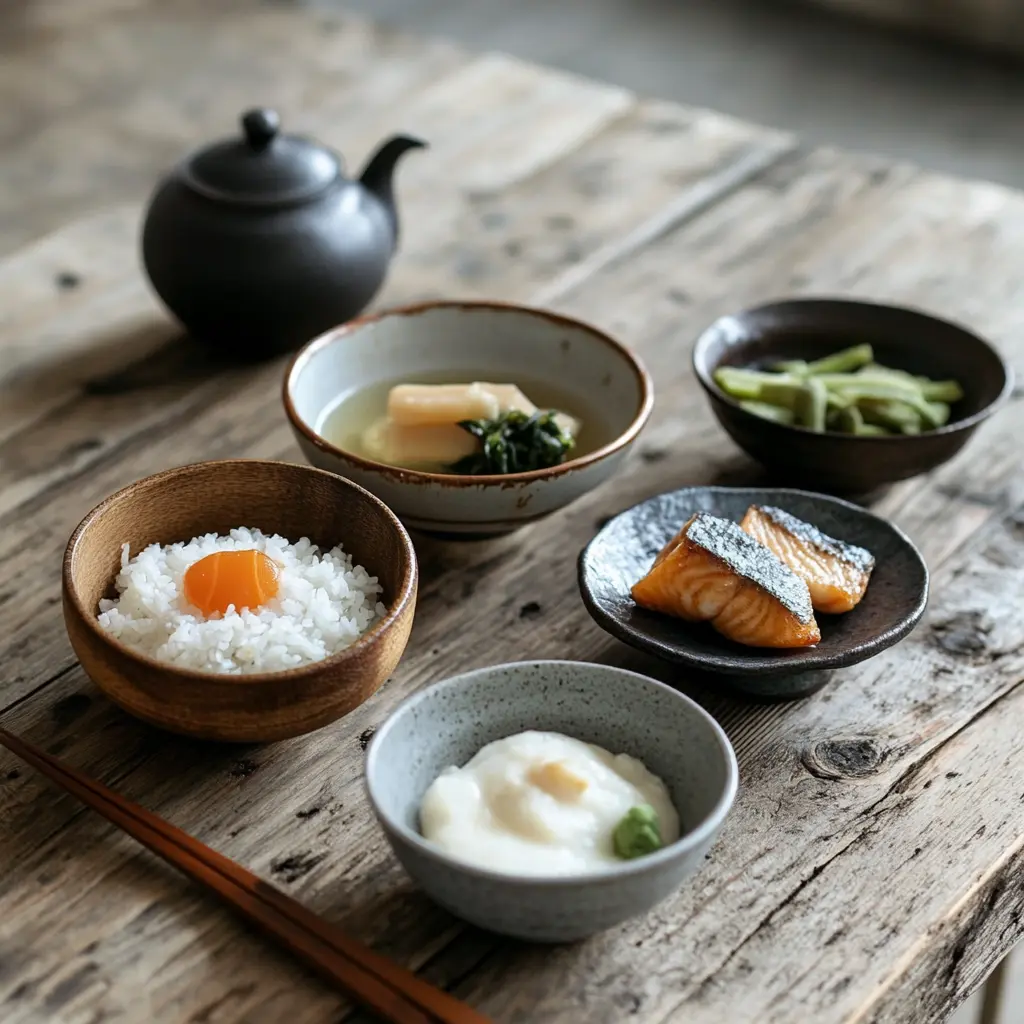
[740, 505, 874, 614]
[631, 512, 820, 648]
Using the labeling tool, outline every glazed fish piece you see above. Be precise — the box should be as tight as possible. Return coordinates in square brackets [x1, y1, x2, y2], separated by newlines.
[631, 512, 820, 649]
[739, 505, 874, 614]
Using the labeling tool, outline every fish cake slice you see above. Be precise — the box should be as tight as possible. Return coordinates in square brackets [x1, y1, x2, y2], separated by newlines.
[740, 505, 874, 614]
[631, 512, 820, 649]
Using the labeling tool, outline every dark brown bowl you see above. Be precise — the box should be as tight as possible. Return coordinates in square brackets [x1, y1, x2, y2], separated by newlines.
[63, 460, 418, 743]
[692, 298, 1012, 494]
[578, 486, 928, 700]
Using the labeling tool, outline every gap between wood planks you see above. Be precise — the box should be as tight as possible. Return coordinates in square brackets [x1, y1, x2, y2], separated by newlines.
[530, 137, 794, 307]
[842, 686, 1024, 1024]
[667, 673, 1024, 1024]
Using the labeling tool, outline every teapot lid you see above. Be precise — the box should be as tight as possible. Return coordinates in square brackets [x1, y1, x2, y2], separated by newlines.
[180, 109, 341, 206]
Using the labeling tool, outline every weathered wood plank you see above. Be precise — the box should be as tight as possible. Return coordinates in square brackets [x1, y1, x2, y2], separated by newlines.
[0, 93, 788, 692]
[3, 138, 1024, 1023]
[0, 3, 466, 255]
[0, 34, 784, 488]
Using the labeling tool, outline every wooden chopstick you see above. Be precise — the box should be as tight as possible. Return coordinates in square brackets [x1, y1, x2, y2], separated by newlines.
[0, 728, 494, 1024]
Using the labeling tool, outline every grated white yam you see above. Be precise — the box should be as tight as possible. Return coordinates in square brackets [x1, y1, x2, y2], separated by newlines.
[96, 527, 386, 674]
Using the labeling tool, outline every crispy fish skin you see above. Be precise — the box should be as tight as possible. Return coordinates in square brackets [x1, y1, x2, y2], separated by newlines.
[631, 512, 820, 649]
[740, 505, 874, 614]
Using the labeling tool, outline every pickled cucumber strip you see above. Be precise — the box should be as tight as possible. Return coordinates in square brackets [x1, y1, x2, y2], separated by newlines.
[914, 398, 947, 430]
[860, 364, 963, 402]
[859, 398, 922, 433]
[715, 344, 963, 435]
[713, 367, 799, 400]
[919, 380, 964, 403]
[826, 378, 944, 428]
[739, 400, 796, 425]
[837, 404, 865, 434]
[815, 374, 923, 401]
[794, 378, 828, 432]
[804, 344, 874, 376]
[772, 359, 809, 375]
[926, 401, 951, 427]
[758, 379, 807, 411]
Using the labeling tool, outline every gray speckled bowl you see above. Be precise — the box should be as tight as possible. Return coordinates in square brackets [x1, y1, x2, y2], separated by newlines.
[365, 660, 737, 943]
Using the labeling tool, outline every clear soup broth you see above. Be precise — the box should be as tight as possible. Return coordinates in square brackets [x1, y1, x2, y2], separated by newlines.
[319, 372, 610, 473]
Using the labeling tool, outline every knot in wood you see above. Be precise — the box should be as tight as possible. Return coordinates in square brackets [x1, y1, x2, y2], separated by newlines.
[802, 737, 885, 780]
[930, 610, 993, 658]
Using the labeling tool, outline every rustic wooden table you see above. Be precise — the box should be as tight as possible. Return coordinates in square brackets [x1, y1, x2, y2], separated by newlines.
[3, 3, 1024, 1023]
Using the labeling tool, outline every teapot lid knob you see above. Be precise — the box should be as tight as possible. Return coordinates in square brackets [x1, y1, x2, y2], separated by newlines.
[241, 108, 280, 150]
[178, 108, 342, 207]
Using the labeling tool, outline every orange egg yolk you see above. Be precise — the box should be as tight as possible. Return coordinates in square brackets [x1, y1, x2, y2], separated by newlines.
[183, 549, 281, 617]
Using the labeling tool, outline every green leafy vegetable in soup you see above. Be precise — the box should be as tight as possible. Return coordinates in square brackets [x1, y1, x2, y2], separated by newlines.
[613, 804, 663, 860]
[448, 409, 576, 475]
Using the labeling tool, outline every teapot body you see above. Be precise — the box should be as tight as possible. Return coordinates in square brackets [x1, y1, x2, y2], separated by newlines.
[142, 176, 394, 358]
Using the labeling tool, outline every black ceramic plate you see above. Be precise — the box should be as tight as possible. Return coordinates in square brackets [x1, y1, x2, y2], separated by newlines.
[578, 487, 929, 699]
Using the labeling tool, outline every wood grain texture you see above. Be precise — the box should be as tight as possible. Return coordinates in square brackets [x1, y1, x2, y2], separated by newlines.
[1, 3, 1023, 1023]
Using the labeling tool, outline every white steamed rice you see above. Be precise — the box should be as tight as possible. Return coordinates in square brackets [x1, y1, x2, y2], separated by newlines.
[97, 527, 386, 674]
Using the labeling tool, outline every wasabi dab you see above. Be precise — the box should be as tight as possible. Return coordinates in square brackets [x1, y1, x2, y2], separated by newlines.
[613, 804, 663, 860]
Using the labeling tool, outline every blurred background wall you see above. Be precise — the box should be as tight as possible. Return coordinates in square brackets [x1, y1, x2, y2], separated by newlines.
[335, 0, 1024, 189]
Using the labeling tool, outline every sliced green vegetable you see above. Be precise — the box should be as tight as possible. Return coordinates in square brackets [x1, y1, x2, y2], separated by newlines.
[449, 410, 575, 475]
[713, 367, 802, 401]
[713, 367, 769, 400]
[814, 374, 924, 401]
[919, 380, 964, 403]
[794, 377, 828, 432]
[771, 359, 809, 376]
[826, 388, 854, 410]
[823, 378, 945, 428]
[739, 400, 796, 425]
[859, 398, 922, 434]
[757, 379, 807, 411]
[837, 404, 865, 434]
[804, 343, 874, 375]
[716, 344, 963, 436]
[859, 363, 964, 403]
[613, 805, 663, 860]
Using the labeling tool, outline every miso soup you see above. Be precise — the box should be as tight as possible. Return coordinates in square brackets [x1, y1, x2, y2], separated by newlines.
[319, 372, 608, 474]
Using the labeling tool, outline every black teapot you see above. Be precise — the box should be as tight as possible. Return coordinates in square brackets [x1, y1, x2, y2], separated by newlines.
[141, 108, 425, 358]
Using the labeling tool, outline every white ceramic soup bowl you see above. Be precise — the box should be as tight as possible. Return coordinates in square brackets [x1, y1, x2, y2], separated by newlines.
[365, 660, 738, 943]
[283, 301, 653, 536]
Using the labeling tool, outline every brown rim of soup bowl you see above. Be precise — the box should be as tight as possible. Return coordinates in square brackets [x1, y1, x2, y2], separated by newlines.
[63, 460, 418, 690]
[282, 299, 655, 488]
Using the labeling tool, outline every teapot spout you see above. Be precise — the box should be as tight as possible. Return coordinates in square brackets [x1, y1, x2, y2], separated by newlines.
[358, 135, 427, 247]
